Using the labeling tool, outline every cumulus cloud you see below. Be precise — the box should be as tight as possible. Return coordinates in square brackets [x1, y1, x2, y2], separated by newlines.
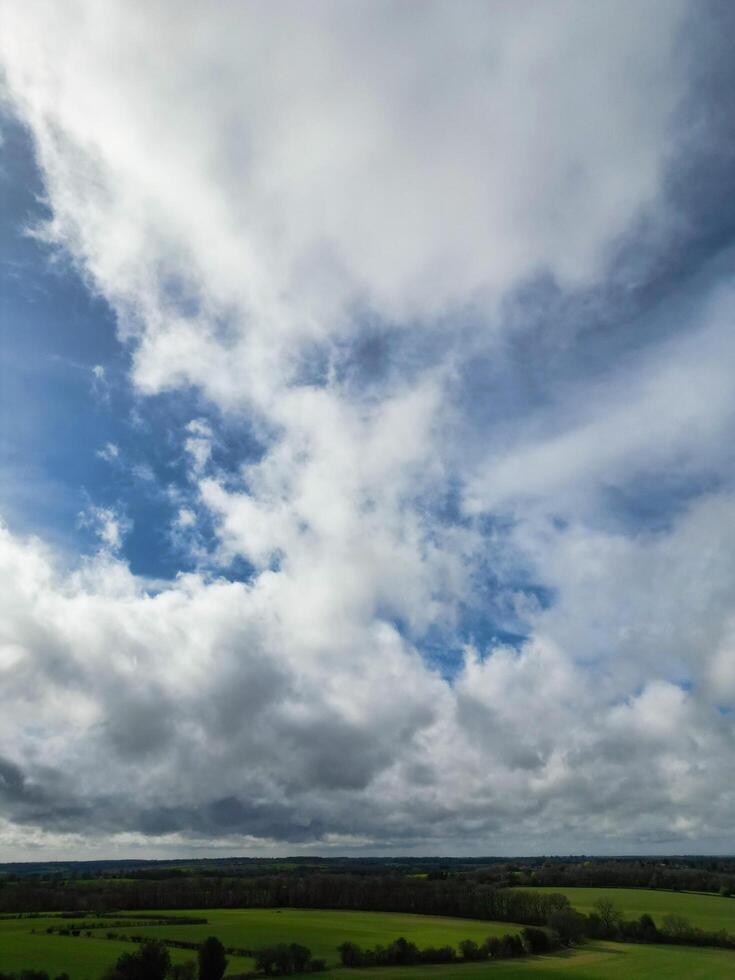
[0, 0, 689, 405]
[1, 519, 733, 855]
[1, 0, 735, 856]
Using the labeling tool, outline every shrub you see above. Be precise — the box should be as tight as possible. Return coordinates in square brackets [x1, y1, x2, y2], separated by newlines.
[637, 913, 659, 942]
[458, 939, 483, 961]
[170, 963, 196, 980]
[103, 941, 171, 980]
[254, 943, 315, 975]
[337, 941, 364, 967]
[521, 926, 552, 953]
[548, 908, 587, 946]
[661, 914, 692, 939]
[389, 938, 420, 965]
[418, 945, 456, 964]
[500, 933, 524, 957]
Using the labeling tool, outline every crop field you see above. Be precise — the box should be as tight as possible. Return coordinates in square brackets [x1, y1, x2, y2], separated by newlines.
[514, 886, 735, 933]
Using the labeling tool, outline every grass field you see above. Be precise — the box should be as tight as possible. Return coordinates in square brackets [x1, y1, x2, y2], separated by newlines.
[2, 907, 735, 979]
[66, 878, 138, 889]
[514, 886, 735, 933]
[0, 915, 253, 979]
[311, 942, 735, 978]
[0, 909, 518, 977]
[110, 908, 523, 963]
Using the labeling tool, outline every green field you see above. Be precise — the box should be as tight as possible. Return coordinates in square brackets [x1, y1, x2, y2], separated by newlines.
[2, 907, 735, 979]
[106, 908, 522, 963]
[514, 886, 735, 933]
[0, 909, 517, 978]
[314, 942, 735, 978]
[66, 878, 138, 889]
[0, 915, 253, 979]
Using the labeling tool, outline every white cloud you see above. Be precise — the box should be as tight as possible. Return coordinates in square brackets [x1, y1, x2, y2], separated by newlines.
[90, 363, 110, 403]
[0, 518, 733, 857]
[0, 0, 688, 408]
[174, 508, 196, 530]
[184, 419, 214, 476]
[1, 0, 735, 856]
[96, 441, 120, 463]
[78, 505, 131, 552]
[132, 462, 155, 482]
[465, 283, 735, 520]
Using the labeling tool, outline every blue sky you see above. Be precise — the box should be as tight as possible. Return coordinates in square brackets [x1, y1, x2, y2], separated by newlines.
[1, 112, 267, 581]
[2, 117, 118, 546]
[1, 0, 735, 859]
[0, 108, 544, 661]
[1, 113, 172, 573]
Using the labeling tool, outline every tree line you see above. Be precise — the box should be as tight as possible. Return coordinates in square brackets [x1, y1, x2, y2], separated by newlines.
[2, 927, 560, 980]
[499, 858, 735, 895]
[336, 926, 559, 968]
[0, 873, 570, 924]
[584, 897, 735, 951]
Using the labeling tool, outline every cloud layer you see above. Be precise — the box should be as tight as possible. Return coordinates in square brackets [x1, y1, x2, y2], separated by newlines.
[1, 0, 735, 856]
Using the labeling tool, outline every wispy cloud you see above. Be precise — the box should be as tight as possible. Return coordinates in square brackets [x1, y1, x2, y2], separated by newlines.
[78, 504, 132, 552]
[96, 441, 120, 463]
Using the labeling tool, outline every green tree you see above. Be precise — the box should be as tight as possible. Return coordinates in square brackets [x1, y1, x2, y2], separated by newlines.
[499, 934, 524, 957]
[592, 897, 623, 936]
[337, 942, 363, 966]
[169, 964, 195, 980]
[661, 914, 692, 940]
[638, 913, 658, 941]
[105, 941, 171, 980]
[458, 939, 483, 961]
[198, 937, 227, 980]
[389, 938, 419, 965]
[253, 944, 299, 976]
[521, 926, 551, 953]
[288, 944, 311, 972]
[548, 908, 587, 946]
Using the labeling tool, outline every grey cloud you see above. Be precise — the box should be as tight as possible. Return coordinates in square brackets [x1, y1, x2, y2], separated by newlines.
[203, 650, 292, 740]
[281, 717, 396, 792]
[1, 0, 735, 858]
[103, 692, 177, 759]
[0, 756, 47, 805]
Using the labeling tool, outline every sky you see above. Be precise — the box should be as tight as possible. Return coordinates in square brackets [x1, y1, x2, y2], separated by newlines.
[1, 0, 735, 860]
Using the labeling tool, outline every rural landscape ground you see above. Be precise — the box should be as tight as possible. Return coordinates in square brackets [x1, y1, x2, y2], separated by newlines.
[2, 859, 735, 979]
[3, 4, 735, 980]
[2, 905, 735, 979]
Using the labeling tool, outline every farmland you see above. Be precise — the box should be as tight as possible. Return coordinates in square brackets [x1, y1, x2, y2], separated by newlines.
[0, 908, 518, 978]
[513, 886, 735, 933]
[0, 914, 252, 978]
[314, 942, 735, 978]
[2, 906, 735, 979]
[3, 869, 735, 979]
[123, 907, 523, 958]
